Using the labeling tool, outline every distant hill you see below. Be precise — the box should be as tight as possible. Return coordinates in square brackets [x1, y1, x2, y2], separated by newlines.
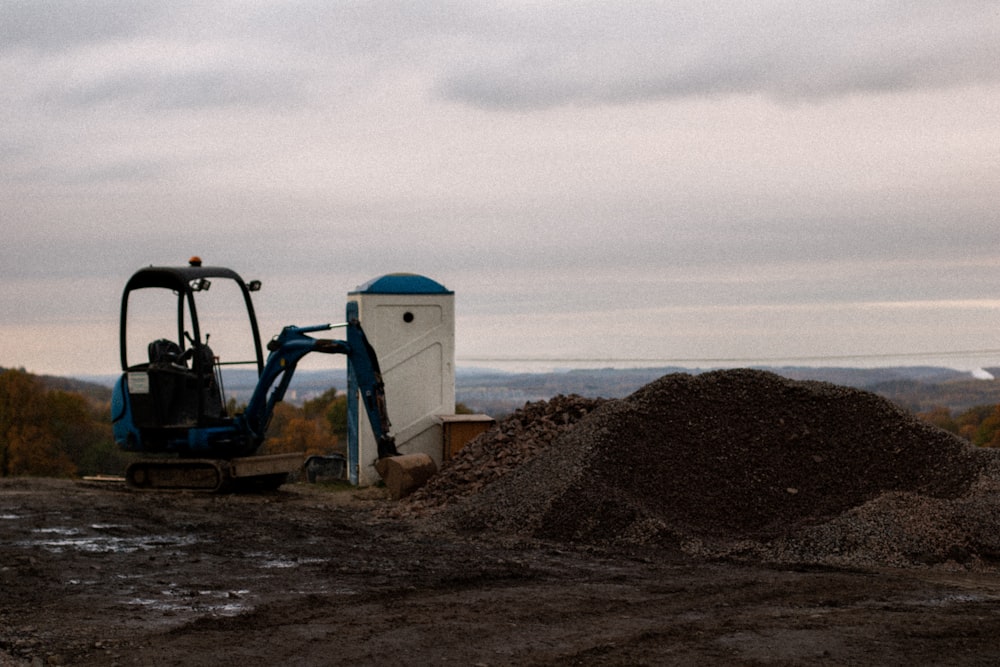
[455, 366, 1000, 417]
[67, 365, 1000, 418]
[3, 368, 112, 404]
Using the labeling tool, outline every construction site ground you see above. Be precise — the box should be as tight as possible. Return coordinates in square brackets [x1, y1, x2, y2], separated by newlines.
[4, 477, 1000, 666]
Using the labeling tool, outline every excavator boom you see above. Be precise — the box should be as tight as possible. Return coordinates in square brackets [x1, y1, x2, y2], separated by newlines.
[239, 320, 400, 459]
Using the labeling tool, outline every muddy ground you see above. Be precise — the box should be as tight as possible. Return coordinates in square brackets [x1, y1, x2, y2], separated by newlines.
[3, 477, 1000, 666]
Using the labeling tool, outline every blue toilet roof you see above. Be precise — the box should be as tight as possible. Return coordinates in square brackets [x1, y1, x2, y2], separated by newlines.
[351, 273, 453, 295]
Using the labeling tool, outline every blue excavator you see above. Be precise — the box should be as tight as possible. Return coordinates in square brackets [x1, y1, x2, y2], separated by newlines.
[111, 258, 431, 492]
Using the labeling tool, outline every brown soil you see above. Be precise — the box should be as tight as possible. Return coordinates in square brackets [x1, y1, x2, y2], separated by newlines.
[6, 370, 1000, 665]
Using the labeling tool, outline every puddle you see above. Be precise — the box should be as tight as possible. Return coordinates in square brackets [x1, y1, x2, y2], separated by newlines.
[260, 556, 328, 569]
[0, 514, 21, 520]
[127, 587, 252, 616]
[247, 551, 328, 569]
[20, 527, 198, 554]
[917, 593, 992, 607]
[34, 527, 80, 535]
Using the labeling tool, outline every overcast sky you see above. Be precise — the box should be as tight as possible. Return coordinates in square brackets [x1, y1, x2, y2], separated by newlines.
[3, 1, 1000, 377]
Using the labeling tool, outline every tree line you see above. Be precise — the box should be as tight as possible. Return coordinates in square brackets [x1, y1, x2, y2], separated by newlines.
[259, 387, 348, 458]
[4, 366, 999, 480]
[917, 404, 1000, 448]
[0, 368, 127, 477]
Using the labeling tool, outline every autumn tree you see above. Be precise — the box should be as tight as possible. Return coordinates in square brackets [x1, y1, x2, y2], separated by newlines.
[965, 405, 1000, 448]
[296, 388, 347, 445]
[302, 388, 337, 421]
[917, 403, 1000, 448]
[0, 369, 75, 477]
[916, 406, 959, 435]
[955, 405, 998, 445]
[0, 369, 124, 478]
[261, 401, 337, 457]
[326, 394, 348, 443]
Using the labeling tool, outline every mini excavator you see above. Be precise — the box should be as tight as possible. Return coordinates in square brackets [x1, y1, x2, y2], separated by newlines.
[110, 258, 434, 492]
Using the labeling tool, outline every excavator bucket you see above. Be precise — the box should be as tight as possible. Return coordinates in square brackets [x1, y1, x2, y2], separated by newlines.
[375, 453, 437, 499]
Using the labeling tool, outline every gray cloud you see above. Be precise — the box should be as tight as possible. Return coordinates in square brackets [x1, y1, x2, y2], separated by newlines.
[47, 66, 303, 112]
[434, 3, 1000, 109]
[1, 0, 163, 52]
[17, 2, 996, 116]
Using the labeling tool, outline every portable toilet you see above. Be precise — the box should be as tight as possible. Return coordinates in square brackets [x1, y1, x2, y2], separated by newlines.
[346, 273, 455, 486]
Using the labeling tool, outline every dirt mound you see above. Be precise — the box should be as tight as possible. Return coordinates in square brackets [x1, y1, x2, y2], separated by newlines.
[433, 369, 996, 565]
[401, 394, 606, 514]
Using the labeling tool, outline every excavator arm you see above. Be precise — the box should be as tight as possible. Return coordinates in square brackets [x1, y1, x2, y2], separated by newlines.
[237, 318, 434, 497]
[239, 319, 400, 459]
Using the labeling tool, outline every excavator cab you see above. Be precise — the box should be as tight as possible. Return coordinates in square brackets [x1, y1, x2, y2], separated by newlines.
[112, 258, 265, 455]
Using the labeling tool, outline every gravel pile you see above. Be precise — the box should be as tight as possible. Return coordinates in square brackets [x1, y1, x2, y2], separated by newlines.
[721, 456, 1000, 568]
[407, 369, 1000, 568]
[400, 394, 606, 515]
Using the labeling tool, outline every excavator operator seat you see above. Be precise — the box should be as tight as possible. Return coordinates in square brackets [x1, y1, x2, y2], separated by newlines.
[148, 339, 184, 367]
[129, 340, 225, 433]
[193, 343, 226, 421]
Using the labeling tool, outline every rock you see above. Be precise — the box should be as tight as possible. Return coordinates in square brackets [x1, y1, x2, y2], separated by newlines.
[376, 454, 438, 499]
